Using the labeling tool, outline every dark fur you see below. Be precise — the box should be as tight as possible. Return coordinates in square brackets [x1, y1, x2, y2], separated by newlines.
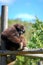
[1, 24, 26, 50]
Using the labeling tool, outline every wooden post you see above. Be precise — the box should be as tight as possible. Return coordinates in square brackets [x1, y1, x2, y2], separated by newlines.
[40, 60, 43, 65]
[1, 5, 8, 65]
[1, 5, 8, 32]
[38, 60, 43, 65]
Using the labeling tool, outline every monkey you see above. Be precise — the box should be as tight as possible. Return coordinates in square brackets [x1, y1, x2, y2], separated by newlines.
[1, 24, 27, 50]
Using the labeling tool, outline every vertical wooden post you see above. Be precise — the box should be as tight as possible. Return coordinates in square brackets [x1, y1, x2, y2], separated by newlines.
[1, 5, 8, 32]
[38, 60, 43, 65]
[40, 61, 43, 65]
[1, 5, 8, 65]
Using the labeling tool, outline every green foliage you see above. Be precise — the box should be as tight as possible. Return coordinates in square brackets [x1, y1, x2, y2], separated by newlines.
[28, 18, 43, 48]
[15, 56, 40, 65]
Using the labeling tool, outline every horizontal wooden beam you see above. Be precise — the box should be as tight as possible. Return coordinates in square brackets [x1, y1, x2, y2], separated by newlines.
[0, 48, 43, 56]
[23, 54, 43, 59]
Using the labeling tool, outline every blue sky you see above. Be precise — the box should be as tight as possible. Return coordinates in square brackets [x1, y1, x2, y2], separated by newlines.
[0, 0, 43, 21]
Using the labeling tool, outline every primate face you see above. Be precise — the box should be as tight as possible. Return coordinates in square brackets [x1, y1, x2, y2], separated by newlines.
[15, 24, 25, 35]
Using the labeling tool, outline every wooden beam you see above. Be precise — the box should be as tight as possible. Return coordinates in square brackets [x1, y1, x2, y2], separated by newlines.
[0, 48, 43, 55]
